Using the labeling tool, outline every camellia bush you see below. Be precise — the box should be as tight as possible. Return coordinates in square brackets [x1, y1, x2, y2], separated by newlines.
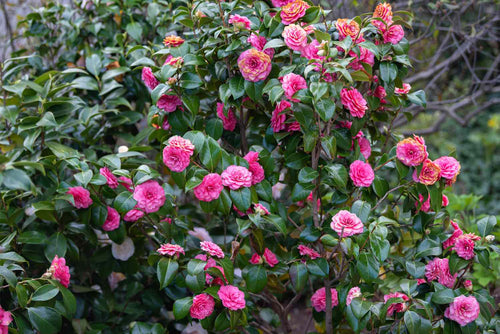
[0, 0, 498, 333]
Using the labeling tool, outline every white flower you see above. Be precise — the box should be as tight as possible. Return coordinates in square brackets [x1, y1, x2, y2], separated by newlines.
[111, 237, 135, 261]
[118, 145, 129, 153]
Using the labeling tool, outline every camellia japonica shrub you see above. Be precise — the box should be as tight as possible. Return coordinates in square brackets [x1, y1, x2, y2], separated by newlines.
[0, 0, 497, 333]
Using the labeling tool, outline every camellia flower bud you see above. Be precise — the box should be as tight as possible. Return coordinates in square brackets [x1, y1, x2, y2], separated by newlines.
[485, 235, 495, 242]
[463, 280, 473, 291]
[167, 77, 178, 85]
[118, 145, 128, 153]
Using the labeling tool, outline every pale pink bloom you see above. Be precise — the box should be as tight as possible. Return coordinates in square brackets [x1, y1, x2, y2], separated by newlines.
[464, 280, 473, 291]
[271, 100, 290, 132]
[221, 165, 253, 190]
[228, 14, 252, 30]
[188, 227, 213, 242]
[434, 156, 461, 180]
[218, 285, 246, 310]
[349, 160, 374, 187]
[164, 55, 183, 67]
[340, 88, 368, 118]
[453, 236, 476, 260]
[301, 40, 323, 60]
[168, 136, 194, 155]
[357, 137, 372, 159]
[444, 295, 480, 326]
[67, 186, 93, 209]
[103, 206, 120, 231]
[330, 210, 364, 237]
[280, 0, 309, 25]
[272, 0, 294, 7]
[349, 47, 375, 70]
[395, 83, 411, 94]
[123, 209, 144, 222]
[0, 306, 12, 334]
[244, 151, 265, 185]
[247, 33, 275, 58]
[162, 146, 191, 172]
[100, 167, 118, 188]
[253, 203, 270, 215]
[157, 243, 185, 257]
[281, 73, 307, 102]
[249, 253, 262, 264]
[336, 19, 364, 43]
[383, 25, 404, 44]
[238, 49, 272, 82]
[311, 287, 339, 312]
[298, 245, 320, 259]
[50, 255, 71, 288]
[263, 248, 279, 267]
[425, 258, 456, 288]
[443, 221, 463, 249]
[396, 135, 428, 166]
[157, 94, 182, 113]
[200, 241, 224, 258]
[216, 103, 237, 131]
[141, 67, 159, 90]
[301, 22, 315, 34]
[133, 180, 165, 213]
[346, 287, 361, 306]
[118, 176, 133, 192]
[282, 24, 308, 51]
[372, 2, 393, 30]
[418, 159, 441, 185]
[384, 292, 409, 316]
[190, 294, 215, 320]
[194, 173, 224, 202]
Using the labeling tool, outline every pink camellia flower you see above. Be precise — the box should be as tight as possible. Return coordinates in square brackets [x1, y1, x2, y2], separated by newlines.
[384, 292, 409, 316]
[189, 227, 213, 242]
[444, 295, 480, 326]
[216, 103, 237, 131]
[133, 180, 165, 213]
[228, 14, 252, 30]
[358, 137, 372, 159]
[346, 287, 362, 306]
[372, 2, 393, 30]
[249, 253, 262, 264]
[204, 258, 227, 286]
[141, 67, 159, 90]
[396, 135, 428, 166]
[280, 0, 309, 25]
[263, 248, 279, 267]
[253, 203, 270, 215]
[453, 235, 476, 260]
[373, 86, 387, 99]
[103, 206, 120, 231]
[162, 146, 191, 172]
[123, 209, 144, 222]
[67, 186, 93, 209]
[0, 306, 12, 334]
[157, 243, 185, 257]
[425, 257, 456, 288]
[200, 241, 225, 258]
[298, 245, 321, 259]
[442, 194, 449, 207]
[336, 19, 364, 43]
[395, 83, 411, 94]
[287, 121, 301, 132]
[415, 194, 449, 212]
[190, 294, 215, 320]
[281, 73, 307, 102]
[247, 33, 275, 58]
[49, 255, 71, 288]
[194, 173, 224, 202]
[237, 49, 272, 82]
[272, 0, 294, 7]
[418, 159, 441, 185]
[164, 55, 183, 67]
[383, 25, 404, 44]
[434, 156, 461, 180]
[301, 40, 324, 60]
[244, 151, 265, 185]
[100, 167, 118, 188]
[157, 94, 182, 113]
[349, 160, 375, 187]
[349, 47, 375, 70]
[416, 278, 426, 285]
[464, 280, 473, 291]
[340, 88, 368, 118]
[218, 285, 246, 310]
[331, 210, 364, 237]
[118, 176, 133, 192]
[168, 136, 195, 155]
[443, 221, 463, 249]
[271, 100, 291, 132]
[311, 287, 339, 312]
[221, 165, 253, 190]
[282, 24, 308, 51]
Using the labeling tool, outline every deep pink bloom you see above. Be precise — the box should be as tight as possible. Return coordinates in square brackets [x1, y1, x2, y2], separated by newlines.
[141, 67, 159, 90]
[281, 73, 307, 102]
[190, 294, 215, 320]
[287, 121, 301, 132]
[221, 165, 252, 190]
[418, 159, 441, 185]
[157, 94, 182, 113]
[162, 146, 191, 172]
[200, 241, 224, 258]
[238, 49, 272, 82]
[442, 194, 449, 207]
[216, 103, 237, 131]
[67, 186, 93, 209]
[434, 156, 461, 180]
[416, 278, 427, 285]
[194, 173, 224, 202]
[346, 287, 361, 306]
[298, 245, 320, 259]
[271, 100, 291, 132]
[453, 236, 476, 260]
[263, 248, 279, 267]
[340, 88, 368, 118]
[50, 255, 70, 288]
[349, 47, 375, 70]
[372, 3, 393, 30]
[218, 285, 246, 310]
[349, 160, 374, 187]
[373, 86, 387, 99]
[249, 253, 262, 264]
[331, 210, 364, 237]
[247, 33, 275, 58]
[311, 287, 339, 312]
[443, 221, 463, 249]
[100, 167, 118, 188]
[253, 203, 270, 215]
[396, 135, 428, 166]
[282, 24, 308, 51]
[157, 243, 185, 257]
[0, 306, 12, 334]
[383, 25, 404, 44]
[123, 209, 144, 222]
[103, 206, 120, 231]
[244, 151, 265, 185]
[425, 258, 456, 288]
[133, 180, 165, 213]
[272, 0, 294, 7]
[464, 280, 473, 291]
[301, 40, 324, 60]
[203, 259, 227, 286]
[228, 14, 252, 30]
[118, 176, 133, 192]
[395, 83, 411, 94]
[415, 194, 449, 212]
[444, 295, 480, 326]
[357, 137, 372, 159]
[384, 292, 409, 316]
[280, 0, 309, 25]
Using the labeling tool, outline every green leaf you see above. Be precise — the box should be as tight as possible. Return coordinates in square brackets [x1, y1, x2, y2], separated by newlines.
[113, 191, 137, 213]
[126, 22, 143, 42]
[215, 312, 230, 331]
[262, 215, 287, 235]
[325, 164, 347, 189]
[477, 215, 496, 237]
[32, 285, 59, 301]
[244, 80, 264, 101]
[230, 188, 252, 212]
[351, 200, 371, 223]
[0, 252, 26, 262]
[187, 259, 206, 275]
[74, 170, 93, 187]
[407, 90, 426, 108]
[315, 99, 336, 121]
[44, 232, 67, 261]
[431, 288, 455, 304]
[157, 258, 178, 289]
[291, 183, 315, 202]
[405, 261, 425, 278]
[36, 112, 58, 127]
[372, 177, 389, 197]
[263, 38, 285, 50]
[298, 167, 319, 184]
[46, 142, 79, 159]
[356, 253, 379, 281]
[28, 307, 62, 334]
[404, 311, 422, 334]
[91, 205, 108, 228]
[85, 54, 102, 77]
[1, 168, 32, 191]
[180, 72, 203, 89]
[245, 265, 267, 293]
[206, 118, 223, 140]
[0, 266, 17, 287]
[289, 262, 308, 291]
[199, 137, 221, 171]
[16, 284, 29, 307]
[307, 258, 329, 277]
[379, 62, 397, 83]
[229, 76, 245, 99]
